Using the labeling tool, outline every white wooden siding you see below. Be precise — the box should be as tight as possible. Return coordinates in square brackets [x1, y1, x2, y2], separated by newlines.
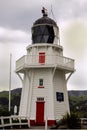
[19, 71, 30, 116]
[29, 68, 54, 120]
[27, 45, 63, 56]
[19, 44, 71, 122]
[53, 70, 70, 120]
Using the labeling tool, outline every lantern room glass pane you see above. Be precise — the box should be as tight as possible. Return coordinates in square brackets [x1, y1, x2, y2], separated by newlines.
[43, 36, 49, 43]
[48, 35, 54, 43]
[40, 26, 49, 34]
[33, 26, 41, 35]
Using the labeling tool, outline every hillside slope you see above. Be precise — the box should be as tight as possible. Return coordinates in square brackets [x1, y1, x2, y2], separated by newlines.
[0, 88, 87, 117]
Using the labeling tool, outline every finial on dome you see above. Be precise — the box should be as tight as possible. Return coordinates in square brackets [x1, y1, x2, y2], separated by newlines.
[41, 7, 48, 17]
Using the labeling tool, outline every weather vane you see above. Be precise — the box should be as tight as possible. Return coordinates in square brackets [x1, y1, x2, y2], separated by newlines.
[41, 7, 48, 16]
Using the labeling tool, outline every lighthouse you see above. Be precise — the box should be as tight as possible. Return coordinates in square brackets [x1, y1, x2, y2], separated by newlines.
[16, 8, 75, 126]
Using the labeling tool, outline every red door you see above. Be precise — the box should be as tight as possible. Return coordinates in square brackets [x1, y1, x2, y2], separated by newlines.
[36, 102, 44, 125]
[39, 53, 45, 64]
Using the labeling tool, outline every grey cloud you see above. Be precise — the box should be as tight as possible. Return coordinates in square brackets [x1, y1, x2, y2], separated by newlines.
[0, 0, 43, 31]
[0, 42, 27, 90]
[69, 73, 87, 88]
[54, 0, 87, 21]
[1, 0, 87, 31]
[0, 27, 30, 43]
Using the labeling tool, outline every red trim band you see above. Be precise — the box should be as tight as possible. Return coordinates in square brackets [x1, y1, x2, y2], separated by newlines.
[29, 120, 56, 126]
[38, 86, 44, 88]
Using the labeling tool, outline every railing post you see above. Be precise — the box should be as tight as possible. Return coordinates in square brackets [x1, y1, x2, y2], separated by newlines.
[1, 116, 4, 126]
[1, 116, 5, 130]
[45, 116, 48, 130]
[18, 116, 21, 128]
[10, 116, 12, 129]
[28, 117, 30, 128]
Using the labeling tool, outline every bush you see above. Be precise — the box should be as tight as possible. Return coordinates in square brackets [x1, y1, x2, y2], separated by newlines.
[0, 109, 11, 116]
[56, 112, 81, 129]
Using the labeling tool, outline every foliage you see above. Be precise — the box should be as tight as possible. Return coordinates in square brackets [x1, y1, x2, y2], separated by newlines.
[56, 112, 81, 129]
[0, 91, 9, 98]
[0, 89, 87, 117]
[0, 89, 21, 115]
[0, 109, 11, 116]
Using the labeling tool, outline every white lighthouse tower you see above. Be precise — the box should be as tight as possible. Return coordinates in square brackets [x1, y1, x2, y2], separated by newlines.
[16, 8, 75, 126]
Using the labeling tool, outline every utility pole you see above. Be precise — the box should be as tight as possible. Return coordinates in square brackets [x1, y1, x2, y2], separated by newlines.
[9, 53, 12, 112]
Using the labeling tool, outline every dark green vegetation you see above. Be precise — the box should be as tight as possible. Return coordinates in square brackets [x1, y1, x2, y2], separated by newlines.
[0, 88, 21, 116]
[0, 88, 87, 117]
[51, 112, 81, 129]
[69, 90, 87, 118]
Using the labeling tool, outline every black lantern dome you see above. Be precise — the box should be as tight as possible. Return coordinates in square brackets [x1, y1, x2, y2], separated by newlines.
[34, 15, 57, 26]
[32, 7, 59, 44]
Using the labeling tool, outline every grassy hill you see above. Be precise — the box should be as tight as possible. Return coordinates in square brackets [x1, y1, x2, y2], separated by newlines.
[68, 91, 87, 117]
[0, 88, 21, 115]
[68, 90, 87, 97]
[0, 88, 87, 117]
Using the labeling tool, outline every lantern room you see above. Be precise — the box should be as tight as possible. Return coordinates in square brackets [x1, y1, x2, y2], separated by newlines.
[32, 7, 59, 44]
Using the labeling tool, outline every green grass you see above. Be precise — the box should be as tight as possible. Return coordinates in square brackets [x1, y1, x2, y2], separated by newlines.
[0, 91, 9, 99]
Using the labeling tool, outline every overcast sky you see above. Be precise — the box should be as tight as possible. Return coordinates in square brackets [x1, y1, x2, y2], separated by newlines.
[0, 0, 87, 91]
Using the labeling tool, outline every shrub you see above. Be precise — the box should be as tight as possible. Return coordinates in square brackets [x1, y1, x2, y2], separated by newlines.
[0, 109, 11, 116]
[56, 112, 81, 129]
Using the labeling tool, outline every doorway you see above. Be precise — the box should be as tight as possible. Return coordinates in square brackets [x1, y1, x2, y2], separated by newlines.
[36, 100, 45, 125]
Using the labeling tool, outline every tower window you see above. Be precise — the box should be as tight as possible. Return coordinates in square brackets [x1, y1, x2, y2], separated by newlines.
[56, 92, 64, 102]
[38, 79, 44, 88]
[39, 79, 43, 86]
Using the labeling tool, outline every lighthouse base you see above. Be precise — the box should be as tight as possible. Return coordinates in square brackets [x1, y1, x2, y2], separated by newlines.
[30, 120, 56, 126]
